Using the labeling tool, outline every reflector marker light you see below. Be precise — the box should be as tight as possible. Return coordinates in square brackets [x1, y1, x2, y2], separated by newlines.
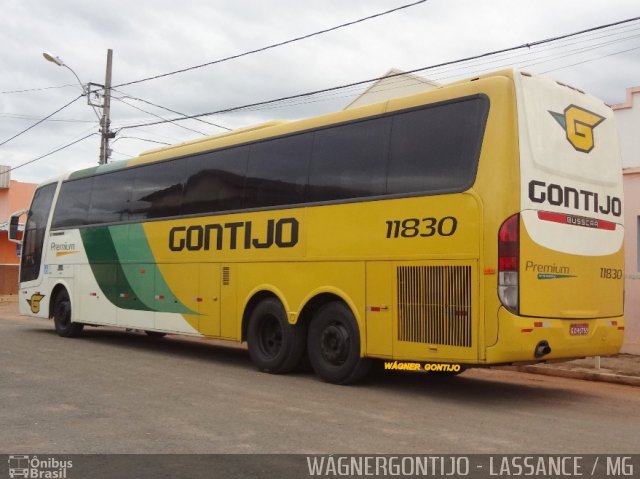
[534, 321, 551, 328]
[367, 306, 389, 312]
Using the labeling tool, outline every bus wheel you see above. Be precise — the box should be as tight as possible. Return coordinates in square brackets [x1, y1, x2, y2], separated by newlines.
[307, 302, 372, 384]
[247, 298, 306, 374]
[52, 290, 84, 338]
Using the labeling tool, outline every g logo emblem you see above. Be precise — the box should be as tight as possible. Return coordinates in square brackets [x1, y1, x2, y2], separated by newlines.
[27, 294, 45, 314]
[549, 105, 605, 153]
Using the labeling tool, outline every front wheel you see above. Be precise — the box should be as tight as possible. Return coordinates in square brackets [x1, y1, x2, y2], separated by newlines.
[307, 302, 372, 384]
[52, 290, 84, 338]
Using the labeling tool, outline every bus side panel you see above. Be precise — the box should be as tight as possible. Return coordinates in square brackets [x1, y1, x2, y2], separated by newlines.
[365, 261, 393, 357]
[220, 264, 238, 340]
[77, 263, 118, 326]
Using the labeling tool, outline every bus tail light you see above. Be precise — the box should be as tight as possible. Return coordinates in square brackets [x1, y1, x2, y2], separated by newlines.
[498, 214, 519, 314]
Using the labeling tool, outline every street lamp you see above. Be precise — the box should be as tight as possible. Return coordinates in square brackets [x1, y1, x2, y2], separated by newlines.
[42, 52, 101, 121]
[42, 50, 114, 165]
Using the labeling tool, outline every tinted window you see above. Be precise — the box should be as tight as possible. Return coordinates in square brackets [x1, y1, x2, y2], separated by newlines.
[20, 183, 56, 282]
[386, 97, 488, 195]
[183, 147, 248, 215]
[129, 160, 186, 220]
[244, 134, 312, 208]
[51, 177, 93, 228]
[87, 169, 134, 224]
[308, 118, 391, 202]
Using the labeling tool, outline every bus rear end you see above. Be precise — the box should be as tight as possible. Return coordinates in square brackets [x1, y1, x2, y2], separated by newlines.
[489, 72, 624, 363]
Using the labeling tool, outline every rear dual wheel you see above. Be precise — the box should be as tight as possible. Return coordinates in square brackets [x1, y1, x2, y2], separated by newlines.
[307, 302, 372, 385]
[246, 298, 372, 384]
[247, 298, 306, 374]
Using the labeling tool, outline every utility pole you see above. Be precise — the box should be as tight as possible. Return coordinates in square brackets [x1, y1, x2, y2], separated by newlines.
[99, 49, 114, 165]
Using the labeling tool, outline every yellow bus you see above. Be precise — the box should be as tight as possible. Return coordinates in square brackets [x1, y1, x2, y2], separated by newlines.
[12, 69, 624, 384]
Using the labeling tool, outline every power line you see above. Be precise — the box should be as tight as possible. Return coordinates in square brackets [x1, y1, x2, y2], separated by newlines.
[7, 132, 97, 173]
[0, 95, 83, 147]
[112, 96, 208, 136]
[541, 43, 640, 74]
[111, 135, 171, 146]
[426, 30, 640, 84]
[0, 83, 76, 94]
[0, 113, 96, 124]
[269, 22, 640, 107]
[111, 89, 231, 131]
[118, 15, 640, 132]
[113, 0, 428, 89]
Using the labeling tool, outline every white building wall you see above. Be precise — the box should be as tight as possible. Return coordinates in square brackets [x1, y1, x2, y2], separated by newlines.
[613, 86, 640, 354]
[614, 87, 640, 168]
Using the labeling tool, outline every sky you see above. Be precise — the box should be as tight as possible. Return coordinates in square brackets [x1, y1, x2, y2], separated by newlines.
[1, 0, 639, 184]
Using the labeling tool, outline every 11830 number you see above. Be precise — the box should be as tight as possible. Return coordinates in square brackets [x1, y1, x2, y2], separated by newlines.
[385, 216, 458, 239]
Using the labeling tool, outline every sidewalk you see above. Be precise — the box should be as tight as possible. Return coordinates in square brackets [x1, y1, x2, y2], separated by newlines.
[507, 354, 640, 387]
[2, 294, 638, 386]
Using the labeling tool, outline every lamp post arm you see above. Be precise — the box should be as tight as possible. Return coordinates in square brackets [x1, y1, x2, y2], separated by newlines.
[63, 65, 101, 121]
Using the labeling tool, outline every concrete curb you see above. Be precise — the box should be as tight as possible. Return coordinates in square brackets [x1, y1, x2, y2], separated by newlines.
[509, 365, 640, 387]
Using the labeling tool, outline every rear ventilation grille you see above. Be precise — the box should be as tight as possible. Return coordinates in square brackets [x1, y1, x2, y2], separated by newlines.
[222, 267, 230, 286]
[397, 265, 472, 347]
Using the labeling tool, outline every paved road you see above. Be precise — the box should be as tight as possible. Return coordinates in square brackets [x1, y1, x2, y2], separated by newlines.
[1, 315, 639, 454]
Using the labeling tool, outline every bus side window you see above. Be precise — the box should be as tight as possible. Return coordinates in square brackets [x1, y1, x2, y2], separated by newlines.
[129, 160, 186, 221]
[87, 169, 135, 225]
[244, 134, 312, 209]
[51, 178, 93, 229]
[308, 118, 390, 202]
[183, 147, 249, 215]
[386, 97, 488, 195]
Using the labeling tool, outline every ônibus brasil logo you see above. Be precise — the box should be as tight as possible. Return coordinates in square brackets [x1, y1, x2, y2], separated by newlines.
[8, 455, 73, 478]
[548, 104, 605, 153]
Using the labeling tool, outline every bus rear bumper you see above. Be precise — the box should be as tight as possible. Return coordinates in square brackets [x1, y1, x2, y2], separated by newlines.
[485, 308, 624, 364]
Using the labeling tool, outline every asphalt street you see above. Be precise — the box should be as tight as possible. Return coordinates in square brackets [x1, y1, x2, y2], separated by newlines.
[2, 315, 639, 454]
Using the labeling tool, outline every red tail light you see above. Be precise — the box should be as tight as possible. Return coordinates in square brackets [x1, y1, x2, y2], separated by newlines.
[498, 214, 519, 314]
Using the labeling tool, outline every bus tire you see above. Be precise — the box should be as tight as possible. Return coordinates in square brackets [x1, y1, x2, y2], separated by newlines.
[247, 298, 306, 374]
[52, 289, 84, 338]
[307, 302, 372, 385]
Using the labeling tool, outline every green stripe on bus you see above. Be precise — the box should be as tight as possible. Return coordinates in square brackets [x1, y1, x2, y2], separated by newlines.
[80, 225, 196, 315]
[68, 159, 129, 180]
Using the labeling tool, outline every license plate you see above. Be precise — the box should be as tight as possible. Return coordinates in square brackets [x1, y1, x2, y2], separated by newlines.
[570, 323, 589, 336]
